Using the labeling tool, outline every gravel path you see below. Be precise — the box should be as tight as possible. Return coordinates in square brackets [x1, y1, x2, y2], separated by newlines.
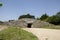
[22, 28, 60, 40]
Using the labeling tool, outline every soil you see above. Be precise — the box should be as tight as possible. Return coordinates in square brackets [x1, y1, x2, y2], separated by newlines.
[23, 28, 60, 40]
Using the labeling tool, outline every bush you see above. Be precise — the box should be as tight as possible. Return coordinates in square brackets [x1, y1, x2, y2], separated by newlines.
[46, 16, 60, 25]
[0, 21, 3, 25]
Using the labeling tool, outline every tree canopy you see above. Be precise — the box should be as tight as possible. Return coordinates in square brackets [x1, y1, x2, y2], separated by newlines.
[45, 12, 60, 25]
[18, 14, 35, 19]
[40, 13, 49, 20]
[0, 2, 2, 7]
[56, 12, 60, 18]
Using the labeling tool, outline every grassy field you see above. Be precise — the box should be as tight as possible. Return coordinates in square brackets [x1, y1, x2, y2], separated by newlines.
[0, 26, 38, 40]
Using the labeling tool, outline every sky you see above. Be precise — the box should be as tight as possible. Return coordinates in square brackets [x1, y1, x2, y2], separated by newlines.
[0, 0, 60, 21]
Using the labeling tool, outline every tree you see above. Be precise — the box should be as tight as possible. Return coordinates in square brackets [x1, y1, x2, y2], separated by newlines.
[46, 12, 60, 25]
[0, 21, 3, 23]
[0, 2, 2, 7]
[56, 12, 60, 18]
[46, 15, 60, 25]
[18, 14, 35, 19]
[40, 13, 49, 20]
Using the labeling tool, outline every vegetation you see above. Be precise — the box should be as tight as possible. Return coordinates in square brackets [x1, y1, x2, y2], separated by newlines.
[0, 27, 38, 40]
[45, 12, 60, 25]
[0, 21, 4, 25]
[40, 25, 60, 29]
[0, 2, 2, 7]
[36, 12, 60, 25]
[46, 16, 60, 25]
[18, 14, 35, 19]
[9, 20, 14, 22]
[40, 13, 49, 20]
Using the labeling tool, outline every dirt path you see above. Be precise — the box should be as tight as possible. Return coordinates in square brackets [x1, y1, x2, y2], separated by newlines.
[0, 25, 7, 31]
[22, 28, 60, 40]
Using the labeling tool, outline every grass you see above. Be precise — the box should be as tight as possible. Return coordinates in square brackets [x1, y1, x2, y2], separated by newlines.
[0, 26, 38, 40]
[40, 25, 60, 29]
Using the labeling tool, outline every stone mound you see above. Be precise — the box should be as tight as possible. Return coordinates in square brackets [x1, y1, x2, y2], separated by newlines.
[2, 18, 53, 28]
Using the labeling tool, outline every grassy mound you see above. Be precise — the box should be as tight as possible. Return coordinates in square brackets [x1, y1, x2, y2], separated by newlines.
[0, 27, 38, 40]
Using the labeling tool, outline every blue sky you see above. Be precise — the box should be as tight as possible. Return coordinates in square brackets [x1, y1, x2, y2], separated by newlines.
[0, 0, 60, 21]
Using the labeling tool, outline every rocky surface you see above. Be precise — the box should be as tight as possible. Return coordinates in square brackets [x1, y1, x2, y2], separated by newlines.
[0, 18, 53, 28]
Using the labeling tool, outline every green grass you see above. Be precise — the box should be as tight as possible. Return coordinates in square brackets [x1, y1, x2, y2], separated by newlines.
[40, 25, 60, 29]
[0, 27, 38, 40]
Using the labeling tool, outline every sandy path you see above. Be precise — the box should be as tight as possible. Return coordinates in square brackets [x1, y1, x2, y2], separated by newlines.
[22, 28, 60, 40]
[0, 25, 7, 31]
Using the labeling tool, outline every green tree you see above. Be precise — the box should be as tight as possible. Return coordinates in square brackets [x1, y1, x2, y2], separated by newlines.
[0, 2, 2, 7]
[56, 12, 60, 18]
[0, 21, 3, 25]
[46, 12, 60, 25]
[18, 14, 35, 19]
[40, 13, 49, 20]
[46, 16, 60, 25]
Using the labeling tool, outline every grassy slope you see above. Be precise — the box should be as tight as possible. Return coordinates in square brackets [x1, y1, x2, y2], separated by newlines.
[0, 27, 38, 40]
